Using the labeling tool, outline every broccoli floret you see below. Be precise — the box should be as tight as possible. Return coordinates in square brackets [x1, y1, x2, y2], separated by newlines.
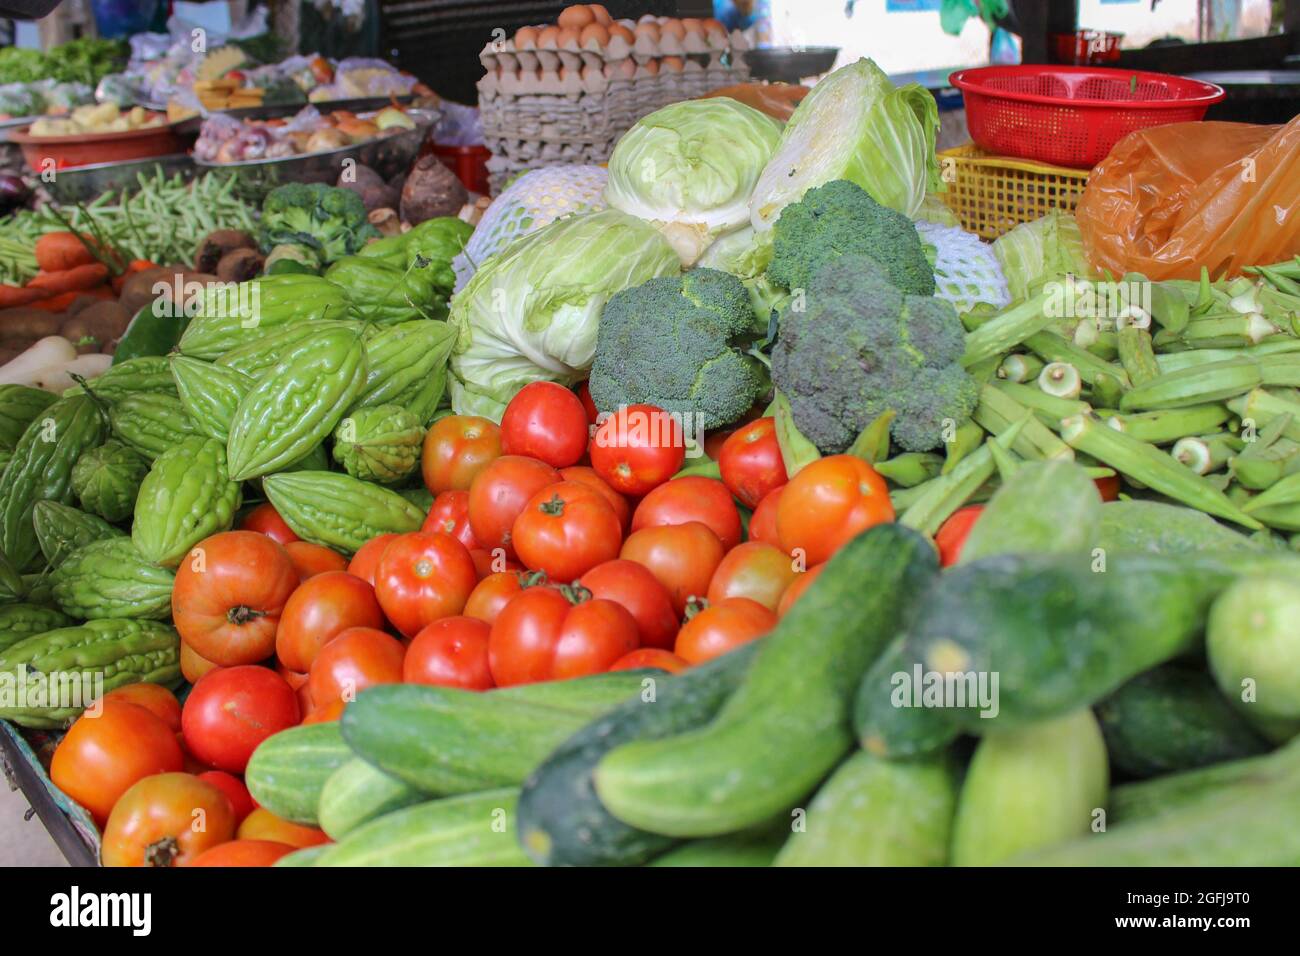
[771, 253, 977, 453]
[589, 268, 769, 430]
[767, 179, 935, 298]
[260, 183, 377, 264]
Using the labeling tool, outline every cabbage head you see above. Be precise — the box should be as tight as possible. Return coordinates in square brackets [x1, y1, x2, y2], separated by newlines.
[449, 208, 680, 420]
[749, 58, 941, 229]
[605, 97, 782, 267]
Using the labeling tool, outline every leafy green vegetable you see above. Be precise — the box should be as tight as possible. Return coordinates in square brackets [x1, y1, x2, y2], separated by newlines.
[992, 211, 1096, 301]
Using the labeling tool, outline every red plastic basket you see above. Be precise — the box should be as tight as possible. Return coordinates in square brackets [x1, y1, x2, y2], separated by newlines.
[949, 65, 1225, 169]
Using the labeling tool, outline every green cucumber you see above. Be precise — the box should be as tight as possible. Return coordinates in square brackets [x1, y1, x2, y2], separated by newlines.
[859, 553, 1239, 745]
[1207, 576, 1300, 721]
[317, 758, 428, 841]
[244, 722, 352, 826]
[773, 750, 958, 866]
[1096, 665, 1270, 779]
[1097, 499, 1261, 554]
[1019, 741, 1300, 865]
[957, 460, 1102, 563]
[314, 789, 531, 867]
[340, 671, 653, 795]
[273, 845, 332, 867]
[649, 829, 785, 867]
[594, 523, 938, 838]
[517, 643, 759, 867]
[950, 708, 1108, 866]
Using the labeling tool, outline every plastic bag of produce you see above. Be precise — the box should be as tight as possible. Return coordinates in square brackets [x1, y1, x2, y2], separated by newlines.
[1076, 116, 1300, 281]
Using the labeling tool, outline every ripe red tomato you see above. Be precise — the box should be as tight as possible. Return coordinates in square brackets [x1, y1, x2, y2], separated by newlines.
[101, 773, 237, 867]
[308, 626, 406, 708]
[237, 807, 330, 848]
[560, 465, 630, 530]
[182, 666, 301, 773]
[577, 380, 599, 425]
[512, 481, 622, 582]
[285, 541, 349, 580]
[631, 475, 743, 551]
[776, 563, 826, 617]
[374, 532, 478, 637]
[404, 616, 494, 690]
[589, 404, 685, 496]
[470, 548, 522, 579]
[180, 640, 220, 684]
[347, 533, 397, 586]
[748, 484, 784, 548]
[500, 381, 590, 468]
[101, 683, 181, 733]
[489, 587, 639, 686]
[464, 571, 523, 624]
[197, 770, 255, 823]
[675, 597, 775, 665]
[276, 571, 386, 672]
[934, 505, 985, 567]
[422, 415, 502, 494]
[467, 455, 560, 557]
[1094, 474, 1122, 502]
[609, 647, 688, 673]
[186, 840, 295, 867]
[776, 455, 894, 566]
[707, 541, 799, 612]
[421, 490, 480, 550]
[171, 530, 299, 666]
[579, 559, 679, 650]
[238, 502, 300, 545]
[620, 521, 725, 615]
[276, 660, 312, 716]
[719, 418, 787, 509]
[51, 701, 184, 824]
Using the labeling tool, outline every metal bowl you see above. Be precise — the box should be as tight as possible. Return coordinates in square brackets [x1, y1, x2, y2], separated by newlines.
[742, 47, 841, 83]
[46, 153, 196, 203]
[193, 107, 438, 201]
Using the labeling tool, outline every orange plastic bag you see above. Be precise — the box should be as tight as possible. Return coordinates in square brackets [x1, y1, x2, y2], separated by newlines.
[1076, 115, 1300, 281]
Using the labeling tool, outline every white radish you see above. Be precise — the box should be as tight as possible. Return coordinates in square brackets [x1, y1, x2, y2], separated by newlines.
[0, 336, 77, 387]
[31, 353, 113, 393]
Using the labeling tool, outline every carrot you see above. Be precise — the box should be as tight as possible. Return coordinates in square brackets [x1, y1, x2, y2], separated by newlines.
[0, 285, 55, 308]
[27, 286, 112, 312]
[27, 262, 110, 294]
[34, 232, 99, 273]
[111, 259, 159, 295]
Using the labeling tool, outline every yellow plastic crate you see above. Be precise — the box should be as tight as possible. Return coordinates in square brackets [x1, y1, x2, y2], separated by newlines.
[937, 144, 1090, 240]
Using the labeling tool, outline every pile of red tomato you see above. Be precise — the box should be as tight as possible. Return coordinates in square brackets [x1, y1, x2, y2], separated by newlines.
[50, 381, 903, 866]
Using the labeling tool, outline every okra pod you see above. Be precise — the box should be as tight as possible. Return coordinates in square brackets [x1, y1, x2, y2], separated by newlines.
[1116, 326, 1161, 386]
[901, 418, 1029, 535]
[990, 380, 1091, 425]
[1247, 501, 1300, 532]
[1154, 338, 1300, 374]
[1170, 435, 1237, 475]
[1242, 470, 1300, 513]
[1089, 372, 1126, 411]
[1084, 330, 1119, 362]
[1105, 405, 1231, 445]
[1119, 357, 1261, 412]
[960, 292, 1055, 368]
[987, 437, 1020, 480]
[974, 384, 1074, 461]
[1174, 314, 1279, 349]
[997, 353, 1043, 384]
[874, 452, 944, 488]
[1227, 389, 1300, 443]
[1231, 455, 1286, 491]
[1256, 354, 1300, 388]
[1059, 414, 1263, 529]
[1037, 362, 1082, 399]
[1023, 331, 1131, 388]
[942, 420, 985, 475]
[1148, 281, 1191, 333]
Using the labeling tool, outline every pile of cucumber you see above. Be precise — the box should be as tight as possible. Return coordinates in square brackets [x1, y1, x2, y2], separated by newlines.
[243, 460, 1300, 866]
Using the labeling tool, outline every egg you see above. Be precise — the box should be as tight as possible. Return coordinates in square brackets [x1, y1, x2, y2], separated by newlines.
[612, 57, 635, 79]
[588, 5, 612, 25]
[660, 19, 686, 41]
[642, 59, 660, 75]
[681, 18, 702, 34]
[580, 23, 609, 47]
[537, 25, 559, 49]
[703, 18, 728, 37]
[637, 14, 658, 25]
[608, 23, 634, 44]
[514, 26, 538, 49]
[634, 20, 660, 42]
[661, 55, 685, 73]
[556, 26, 580, 49]
[558, 5, 594, 29]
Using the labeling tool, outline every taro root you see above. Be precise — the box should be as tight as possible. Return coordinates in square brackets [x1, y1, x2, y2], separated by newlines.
[400, 155, 468, 226]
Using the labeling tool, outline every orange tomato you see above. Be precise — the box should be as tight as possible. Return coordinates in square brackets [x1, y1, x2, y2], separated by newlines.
[237, 807, 330, 849]
[706, 541, 799, 612]
[101, 773, 237, 867]
[776, 563, 826, 617]
[285, 541, 349, 580]
[776, 455, 893, 566]
[675, 597, 775, 665]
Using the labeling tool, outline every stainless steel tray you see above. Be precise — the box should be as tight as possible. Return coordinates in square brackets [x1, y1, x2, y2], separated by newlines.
[46, 153, 196, 203]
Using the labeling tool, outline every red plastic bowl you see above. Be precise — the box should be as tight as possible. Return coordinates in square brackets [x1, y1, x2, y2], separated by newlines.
[9, 120, 185, 171]
[949, 65, 1225, 169]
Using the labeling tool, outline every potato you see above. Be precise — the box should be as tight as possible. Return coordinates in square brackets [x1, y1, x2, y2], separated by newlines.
[62, 300, 130, 349]
[338, 163, 398, 212]
[196, 230, 257, 274]
[0, 308, 63, 340]
[400, 156, 468, 226]
[118, 267, 171, 316]
[215, 248, 264, 283]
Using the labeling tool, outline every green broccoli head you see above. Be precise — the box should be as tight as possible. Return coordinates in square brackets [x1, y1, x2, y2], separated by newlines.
[767, 179, 935, 298]
[771, 253, 977, 453]
[260, 183, 378, 264]
[588, 268, 769, 430]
